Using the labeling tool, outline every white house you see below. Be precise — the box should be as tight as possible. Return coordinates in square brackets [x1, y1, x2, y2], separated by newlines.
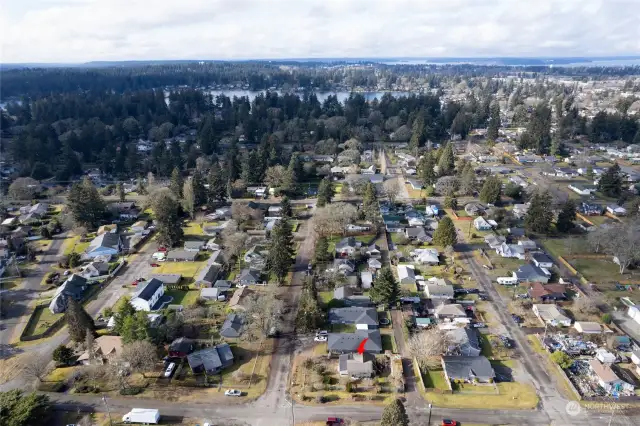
[496, 243, 525, 259]
[588, 359, 634, 395]
[397, 264, 416, 284]
[424, 283, 454, 300]
[627, 304, 640, 326]
[531, 253, 554, 269]
[86, 233, 122, 259]
[473, 216, 492, 231]
[410, 248, 439, 265]
[573, 321, 602, 334]
[595, 348, 617, 364]
[130, 278, 165, 311]
[607, 205, 627, 216]
[568, 184, 596, 196]
[532, 304, 572, 327]
[81, 261, 110, 278]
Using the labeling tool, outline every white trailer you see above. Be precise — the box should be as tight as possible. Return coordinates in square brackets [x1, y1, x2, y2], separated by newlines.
[497, 275, 518, 285]
[122, 408, 160, 424]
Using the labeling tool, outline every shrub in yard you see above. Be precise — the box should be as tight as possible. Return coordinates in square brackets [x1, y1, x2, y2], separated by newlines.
[315, 395, 327, 404]
[550, 351, 574, 369]
[601, 313, 612, 324]
[120, 387, 143, 396]
[345, 381, 354, 393]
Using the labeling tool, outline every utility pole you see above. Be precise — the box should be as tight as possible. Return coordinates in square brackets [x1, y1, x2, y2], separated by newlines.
[427, 403, 433, 426]
[102, 395, 113, 426]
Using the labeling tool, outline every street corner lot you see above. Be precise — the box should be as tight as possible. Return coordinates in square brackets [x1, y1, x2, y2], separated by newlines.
[289, 345, 401, 406]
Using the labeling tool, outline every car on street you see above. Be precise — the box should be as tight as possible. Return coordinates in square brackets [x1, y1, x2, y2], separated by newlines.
[442, 420, 457, 426]
[164, 362, 175, 378]
[316, 330, 328, 336]
[150, 263, 160, 267]
[472, 322, 486, 328]
[314, 335, 328, 342]
[500, 335, 513, 348]
[511, 314, 522, 324]
[158, 246, 168, 252]
[326, 418, 344, 426]
[224, 389, 242, 397]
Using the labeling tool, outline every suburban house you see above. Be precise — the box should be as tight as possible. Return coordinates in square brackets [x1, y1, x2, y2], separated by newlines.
[194, 254, 223, 287]
[49, 274, 88, 314]
[149, 274, 182, 285]
[220, 313, 244, 338]
[580, 202, 603, 216]
[86, 233, 122, 259]
[532, 304, 572, 327]
[81, 261, 110, 278]
[382, 215, 404, 233]
[407, 217, 426, 227]
[514, 264, 551, 283]
[77, 336, 123, 365]
[568, 184, 596, 196]
[184, 241, 205, 252]
[517, 239, 537, 251]
[166, 250, 198, 262]
[333, 286, 372, 307]
[130, 278, 165, 311]
[434, 303, 467, 320]
[607, 205, 627, 216]
[424, 282, 454, 300]
[528, 283, 567, 302]
[109, 202, 140, 220]
[496, 243, 525, 259]
[328, 307, 378, 329]
[338, 352, 375, 378]
[168, 337, 195, 358]
[441, 356, 496, 383]
[365, 244, 381, 258]
[531, 253, 554, 269]
[20, 202, 49, 218]
[596, 349, 617, 364]
[464, 202, 485, 216]
[573, 321, 603, 334]
[346, 224, 371, 232]
[131, 220, 148, 233]
[328, 329, 383, 355]
[407, 179, 423, 190]
[446, 328, 481, 357]
[244, 244, 268, 267]
[397, 264, 416, 284]
[328, 259, 356, 275]
[367, 258, 382, 270]
[187, 343, 234, 375]
[474, 216, 492, 231]
[335, 237, 359, 256]
[513, 203, 530, 219]
[238, 268, 262, 285]
[588, 359, 634, 395]
[425, 205, 439, 217]
[484, 234, 506, 249]
[410, 248, 439, 265]
[404, 227, 432, 243]
[508, 227, 526, 238]
[200, 287, 225, 300]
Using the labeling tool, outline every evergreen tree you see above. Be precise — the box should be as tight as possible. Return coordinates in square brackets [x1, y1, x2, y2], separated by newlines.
[597, 163, 623, 198]
[370, 267, 400, 307]
[437, 142, 455, 176]
[313, 236, 331, 265]
[64, 297, 95, 342]
[433, 216, 457, 246]
[418, 152, 437, 187]
[487, 101, 500, 141]
[283, 152, 303, 193]
[198, 115, 217, 155]
[296, 281, 324, 333]
[114, 299, 136, 334]
[117, 182, 125, 202]
[207, 162, 227, 206]
[280, 195, 292, 218]
[443, 196, 458, 210]
[169, 167, 184, 198]
[525, 191, 554, 234]
[317, 177, 333, 207]
[459, 162, 476, 195]
[182, 179, 195, 218]
[152, 189, 184, 247]
[52, 345, 74, 366]
[120, 311, 150, 343]
[479, 175, 502, 205]
[267, 218, 295, 284]
[556, 199, 577, 233]
[191, 169, 207, 206]
[409, 113, 424, 152]
[67, 177, 106, 229]
[362, 181, 379, 222]
[0, 390, 52, 426]
[380, 398, 409, 426]
[136, 176, 146, 195]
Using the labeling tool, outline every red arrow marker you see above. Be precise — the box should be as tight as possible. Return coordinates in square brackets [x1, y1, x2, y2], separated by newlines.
[357, 338, 369, 354]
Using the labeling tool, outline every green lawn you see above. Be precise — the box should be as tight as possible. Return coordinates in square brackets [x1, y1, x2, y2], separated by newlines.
[155, 261, 204, 279]
[568, 258, 638, 283]
[380, 333, 397, 353]
[422, 367, 449, 390]
[23, 305, 63, 337]
[164, 289, 199, 307]
[540, 237, 589, 259]
[62, 235, 81, 255]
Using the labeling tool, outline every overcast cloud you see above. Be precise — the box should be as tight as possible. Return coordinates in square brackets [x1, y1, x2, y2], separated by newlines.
[2, 0, 639, 63]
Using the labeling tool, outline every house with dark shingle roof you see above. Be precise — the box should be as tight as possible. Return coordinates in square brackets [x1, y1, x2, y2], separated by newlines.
[195, 254, 223, 287]
[514, 263, 550, 283]
[220, 313, 245, 338]
[187, 343, 234, 375]
[328, 329, 382, 354]
[328, 307, 378, 329]
[237, 268, 261, 285]
[166, 250, 198, 262]
[169, 337, 195, 358]
[446, 328, 481, 357]
[49, 274, 88, 313]
[130, 278, 165, 311]
[333, 286, 372, 307]
[528, 283, 567, 302]
[86, 233, 122, 259]
[441, 356, 495, 383]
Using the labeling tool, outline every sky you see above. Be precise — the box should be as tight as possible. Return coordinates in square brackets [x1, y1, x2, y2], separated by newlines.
[1, 0, 640, 63]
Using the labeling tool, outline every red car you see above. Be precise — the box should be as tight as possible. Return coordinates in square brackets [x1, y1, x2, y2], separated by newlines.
[442, 420, 457, 426]
[150, 263, 160, 267]
[131, 280, 139, 286]
[326, 418, 344, 426]
[158, 246, 168, 252]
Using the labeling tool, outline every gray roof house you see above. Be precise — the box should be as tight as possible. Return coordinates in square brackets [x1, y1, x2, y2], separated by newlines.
[200, 287, 224, 300]
[514, 263, 551, 283]
[220, 313, 244, 338]
[184, 241, 205, 252]
[361, 271, 373, 289]
[186, 343, 234, 375]
[213, 280, 233, 289]
[194, 255, 223, 287]
[238, 268, 261, 285]
[338, 352, 375, 378]
[49, 274, 88, 313]
[434, 303, 467, 319]
[166, 250, 198, 262]
[446, 328, 481, 357]
[328, 329, 383, 354]
[149, 274, 182, 285]
[441, 356, 496, 383]
[404, 227, 432, 243]
[86, 233, 122, 259]
[335, 237, 359, 255]
[328, 307, 378, 329]
[333, 286, 372, 307]
[81, 261, 110, 278]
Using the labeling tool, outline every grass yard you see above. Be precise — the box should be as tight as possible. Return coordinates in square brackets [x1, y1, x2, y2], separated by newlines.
[155, 261, 204, 279]
[380, 333, 397, 353]
[164, 289, 199, 307]
[23, 305, 63, 337]
[568, 258, 640, 284]
[62, 235, 81, 255]
[404, 184, 424, 199]
[424, 382, 538, 409]
[540, 237, 589, 259]
[421, 367, 449, 390]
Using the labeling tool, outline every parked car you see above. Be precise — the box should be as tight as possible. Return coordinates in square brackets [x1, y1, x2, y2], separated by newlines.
[326, 418, 344, 426]
[158, 246, 168, 252]
[150, 263, 160, 267]
[499, 335, 513, 348]
[442, 420, 457, 426]
[316, 330, 328, 336]
[472, 322, 486, 328]
[164, 362, 175, 378]
[511, 314, 522, 324]
[224, 389, 242, 397]
[314, 336, 328, 342]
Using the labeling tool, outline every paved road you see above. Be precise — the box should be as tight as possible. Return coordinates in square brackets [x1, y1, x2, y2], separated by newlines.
[0, 237, 158, 391]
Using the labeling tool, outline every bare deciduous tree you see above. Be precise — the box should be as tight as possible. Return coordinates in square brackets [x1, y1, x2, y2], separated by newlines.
[120, 340, 159, 378]
[587, 227, 608, 253]
[243, 288, 284, 340]
[435, 176, 460, 196]
[603, 220, 640, 274]
[444, 246, 455, 264]
[573, 295, 601, 316]
[23, 354, 50, 384]
[313, 202, 358, 237]
[264, 165, 288, 188]
[383, 178, 402, 204]
[408, 328, 451, 369]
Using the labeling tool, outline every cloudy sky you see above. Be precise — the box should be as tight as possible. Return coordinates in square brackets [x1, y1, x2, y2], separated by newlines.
[2, 0, 639, 63]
